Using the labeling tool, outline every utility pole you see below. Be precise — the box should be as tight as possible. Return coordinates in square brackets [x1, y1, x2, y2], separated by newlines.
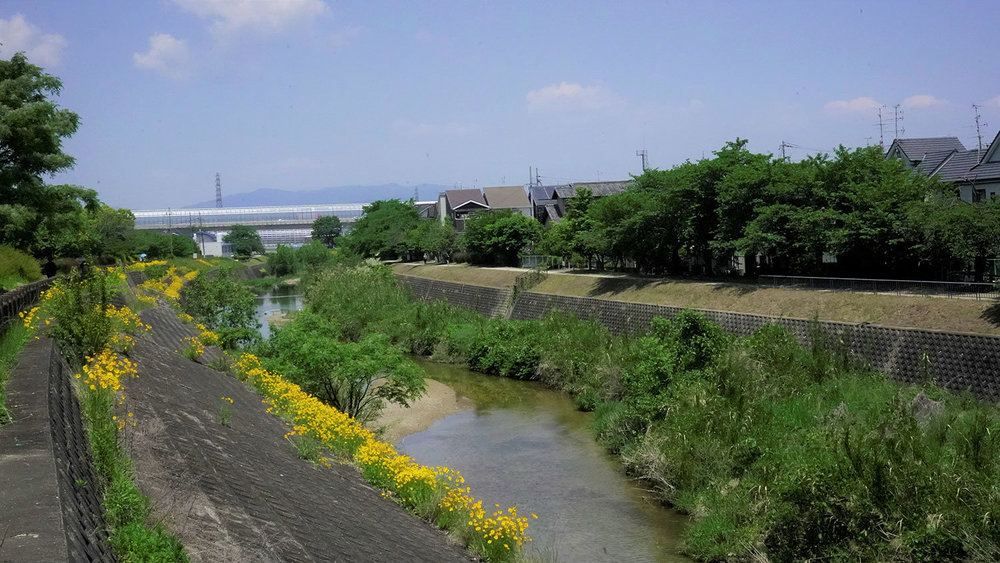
[973, 104, 988, 156]
[535, 168, 541, 187]
[893, 104, 905, 139]
[635, 149, 648, 171]
[215, 173, 223, 208]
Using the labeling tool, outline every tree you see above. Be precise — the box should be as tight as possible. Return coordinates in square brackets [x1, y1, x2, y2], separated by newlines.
[267, 244, 298, 276]
[87, 205, 136, 262]
[267, 311, 425, 423]
[461, 209, 543, 266]
[179, 268, 260, 349]
[409, 219, 458, 263]
[0, 52, 98, 257]
[223, 225, 264, 258]
[341, 199, 421, 259]
[295, 240, 333, 271]
[311, 215, 342, 248]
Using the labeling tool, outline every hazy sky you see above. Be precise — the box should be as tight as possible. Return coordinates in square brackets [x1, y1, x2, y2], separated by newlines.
[3, 1, 999, 209]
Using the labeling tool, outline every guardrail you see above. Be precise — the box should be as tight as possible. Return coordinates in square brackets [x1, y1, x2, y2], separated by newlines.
[760, 275, 1000, 300]
[0, 278, 54, 340]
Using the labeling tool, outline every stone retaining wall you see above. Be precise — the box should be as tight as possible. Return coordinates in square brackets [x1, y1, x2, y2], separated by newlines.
[0, 337, 114, 561]
[393, 274, 1000, 402]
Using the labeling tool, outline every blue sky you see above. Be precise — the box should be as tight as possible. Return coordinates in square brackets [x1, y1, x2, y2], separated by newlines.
[2, 1, 999, 209]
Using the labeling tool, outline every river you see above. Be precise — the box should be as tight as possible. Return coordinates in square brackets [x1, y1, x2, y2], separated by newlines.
[254, 284, 302, 340]
[254, 286, 688, 561]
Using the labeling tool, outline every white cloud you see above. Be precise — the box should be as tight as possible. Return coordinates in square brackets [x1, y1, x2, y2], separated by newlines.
[394, 119, 474, 137]
[986, 95, 1000, 110]
[0, 14, 67, 67]
[823, 96, 880, 115]
[330, 25, 362, 48]
[526, 82, 619, 111]
[133, 34, 192, 80]
[172, 0, 328, 35]
[903, 94, 946, 108]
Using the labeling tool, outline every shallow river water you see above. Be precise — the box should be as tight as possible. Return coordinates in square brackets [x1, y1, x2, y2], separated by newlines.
[254, 286, 688, 561]
[400, 360, 688, 562]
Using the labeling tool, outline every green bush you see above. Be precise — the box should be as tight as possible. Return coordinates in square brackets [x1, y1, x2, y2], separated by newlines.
[179, 268, 259, 349]
[266, 245, 297, 277]
[0, 245, 42, 288]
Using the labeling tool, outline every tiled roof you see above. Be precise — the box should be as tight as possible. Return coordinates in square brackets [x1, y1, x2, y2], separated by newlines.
[892, 137, 966, 162]
[483, 186, 530, 209]
[444, 189, 487, 209]
[915, 150, 956, 176]
[553, 180, 631, 199]
[967, 160, 1000, 182]
[934, 150, 985, 183]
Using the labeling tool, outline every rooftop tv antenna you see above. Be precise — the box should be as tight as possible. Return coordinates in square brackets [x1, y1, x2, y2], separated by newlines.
[215, 173, 223, 208]
[893, 104, 905, 138]
[973, 103, 989, 156]
[635, 149, 648, 171]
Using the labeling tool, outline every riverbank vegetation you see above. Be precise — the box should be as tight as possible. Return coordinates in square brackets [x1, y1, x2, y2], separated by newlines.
[22, 268, 186, 561]
[301, 262, 1000, 561]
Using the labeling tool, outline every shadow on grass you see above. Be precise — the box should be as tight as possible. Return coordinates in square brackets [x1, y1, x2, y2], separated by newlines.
[979, 302, 1000, 328]
[587, 276, 661, 297]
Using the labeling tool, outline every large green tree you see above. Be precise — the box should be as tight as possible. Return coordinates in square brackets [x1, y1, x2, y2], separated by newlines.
[341, 199, 421, 259]
[311, 215, 342, 248]
[0, 52, 97, 257]
[462, 209, 542, 266]
[223, 224, 264, 258]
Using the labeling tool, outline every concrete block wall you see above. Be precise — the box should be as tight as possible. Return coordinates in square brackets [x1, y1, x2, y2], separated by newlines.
[512, 291, 1000, 402]
[397, 275, 512, 318]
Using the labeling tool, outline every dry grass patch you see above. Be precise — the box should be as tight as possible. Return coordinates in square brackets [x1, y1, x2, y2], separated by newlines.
[531, 274, 1000, 335]
[391, 263, 522, 288]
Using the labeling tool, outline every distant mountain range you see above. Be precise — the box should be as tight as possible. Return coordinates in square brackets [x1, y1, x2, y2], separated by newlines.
[185, 183, 451, 208]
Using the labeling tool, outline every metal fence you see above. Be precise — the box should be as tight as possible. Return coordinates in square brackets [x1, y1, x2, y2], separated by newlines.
[760, 275, 1000, 300]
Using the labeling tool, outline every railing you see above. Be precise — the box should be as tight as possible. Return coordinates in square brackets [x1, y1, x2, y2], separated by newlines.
[760, 275, 1000, 300]
[0, 278, 54, 340]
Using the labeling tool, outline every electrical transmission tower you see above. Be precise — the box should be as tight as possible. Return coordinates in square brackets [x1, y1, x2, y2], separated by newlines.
[215, 173, 223, 208]
[635, 149, 648, 171]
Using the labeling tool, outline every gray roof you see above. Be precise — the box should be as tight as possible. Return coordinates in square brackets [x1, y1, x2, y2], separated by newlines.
[553, 180, 631, 199]
[967, 160, 1000, 182]
[934, 150, 985, 183]
[444, 189, 487, 210]
[483, 186, 530, 209]
[915, 150, 957, 176]
[890, 137, 966, 162]
[529, 185, 558, 203]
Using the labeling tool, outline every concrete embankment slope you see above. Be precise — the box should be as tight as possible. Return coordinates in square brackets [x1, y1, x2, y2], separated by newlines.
[128, 307, 471, 561]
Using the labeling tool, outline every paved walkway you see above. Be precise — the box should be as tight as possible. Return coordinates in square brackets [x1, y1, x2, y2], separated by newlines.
[128, 307, 472, 562]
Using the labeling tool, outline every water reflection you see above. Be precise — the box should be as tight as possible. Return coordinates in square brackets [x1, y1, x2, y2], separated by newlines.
[254, 284, 303, 339]
[402, 360, 689, 562]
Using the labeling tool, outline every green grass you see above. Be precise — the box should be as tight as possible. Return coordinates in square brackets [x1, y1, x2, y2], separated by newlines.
[81, 384, 187, 561]
[0, 322, 32, 424]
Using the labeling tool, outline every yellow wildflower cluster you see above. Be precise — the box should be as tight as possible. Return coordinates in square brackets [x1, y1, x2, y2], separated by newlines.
[183, 270, 199, 281]
[221, 396, 234, 403]
[196, 258, 214, 267]
[135, 294, 157, 306]
[137, 266, 185, 301]
[199, 328, 220, 347]
[110, 333, 136, 354]
[104, 304, 151, 333]
[75, 347, 139, 405]
[182, 335, 205, 358]
[178, 312, 195, 323]
[19, 306, 41, 330]
[125, 260, 168, 271]
[233, 353, 532, 558]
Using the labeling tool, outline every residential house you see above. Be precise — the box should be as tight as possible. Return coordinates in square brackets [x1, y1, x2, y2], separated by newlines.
[529, 185, 560, 225]
[886, 131, 1000, 201]
[551, 180, 632, 218]
[438, 188, 488, 231]
[483, 186, 532, 217]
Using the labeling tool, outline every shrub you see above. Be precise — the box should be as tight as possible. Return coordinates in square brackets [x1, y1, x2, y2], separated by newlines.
[0, 245, 42, 288]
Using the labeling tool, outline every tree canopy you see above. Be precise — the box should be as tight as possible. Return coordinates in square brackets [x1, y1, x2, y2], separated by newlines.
[223, 225, 264, 258]
[311, 215, 342, 248]
[341, 199, 421, 259]
[462, 209, 543, 266]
